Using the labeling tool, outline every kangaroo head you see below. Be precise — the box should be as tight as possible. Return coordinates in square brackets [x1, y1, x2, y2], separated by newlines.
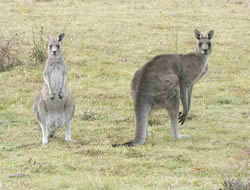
[194, 30, 214, 55]
[47, 33, 65, 59]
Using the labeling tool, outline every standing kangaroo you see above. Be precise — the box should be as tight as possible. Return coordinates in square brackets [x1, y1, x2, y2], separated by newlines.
[33, 33, 75, 145]
[113, 30, 214, 147]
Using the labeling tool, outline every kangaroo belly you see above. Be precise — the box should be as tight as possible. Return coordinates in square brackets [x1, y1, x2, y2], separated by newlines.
[50, 70, 63, 94]
[46, 98, 65, 110]
[45, 98, 66, 129]
[47, 112, 65, 129]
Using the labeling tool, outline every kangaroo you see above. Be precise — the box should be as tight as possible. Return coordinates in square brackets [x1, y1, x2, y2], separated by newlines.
[113, 30, 214, 147]
[33, 33, 75, 145]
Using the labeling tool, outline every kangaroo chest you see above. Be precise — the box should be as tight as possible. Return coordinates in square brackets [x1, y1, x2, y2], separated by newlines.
[49, 64, 64, 93]
[183, 57, 208, 84]
[197, 63, 208, 81]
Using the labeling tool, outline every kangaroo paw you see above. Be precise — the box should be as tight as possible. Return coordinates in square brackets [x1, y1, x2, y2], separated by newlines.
[59, 91, 64, 99]
[172, 134, 190, 140]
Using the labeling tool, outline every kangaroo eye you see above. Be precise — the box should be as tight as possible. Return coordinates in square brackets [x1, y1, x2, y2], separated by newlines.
[49, 45, 52, 49]
[199, 42, 202, 47]
[207, 42, 211, 47]
[56, 45, 60, 48]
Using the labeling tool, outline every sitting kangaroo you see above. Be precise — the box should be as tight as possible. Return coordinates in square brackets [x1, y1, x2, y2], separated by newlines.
[113, 30, 214, 147]
[33, 33, 75, 145]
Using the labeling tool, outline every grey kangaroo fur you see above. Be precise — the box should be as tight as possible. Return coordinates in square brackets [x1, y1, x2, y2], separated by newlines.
[113, 30, 214, 147]
[33, 33, 75, 145]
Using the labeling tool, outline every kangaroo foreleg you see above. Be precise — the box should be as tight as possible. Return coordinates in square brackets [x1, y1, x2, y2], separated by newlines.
[179, 80, 192, 125]
[59, 73, 66, 99]
[43, 69, 54, 100]
[187, 85, 193, 112]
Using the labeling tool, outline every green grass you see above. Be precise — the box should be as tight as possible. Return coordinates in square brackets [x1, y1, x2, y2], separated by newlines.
[0, 0, 249, 189]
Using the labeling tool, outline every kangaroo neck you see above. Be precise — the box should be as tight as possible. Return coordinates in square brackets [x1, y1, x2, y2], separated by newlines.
[48, 56, 64, 63]
[195, 51, 209, 64]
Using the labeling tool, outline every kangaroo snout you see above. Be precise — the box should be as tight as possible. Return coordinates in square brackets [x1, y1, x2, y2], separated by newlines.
[203, 49, 209, 54]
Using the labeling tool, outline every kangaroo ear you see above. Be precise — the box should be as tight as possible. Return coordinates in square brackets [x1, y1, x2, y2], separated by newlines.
[206, 30, 214, 40]
[48, 34, 53, 42]
[58, 33, 65, 42]
[194, 30, 203, 40]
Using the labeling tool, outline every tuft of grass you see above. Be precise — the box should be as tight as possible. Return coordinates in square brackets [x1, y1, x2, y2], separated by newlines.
[0, 34, 23, 72]
[217, 98, 232, 105]
[31, 26, 47, 64]
[219, 178, 250, 190]
[79, 110, 97, 121]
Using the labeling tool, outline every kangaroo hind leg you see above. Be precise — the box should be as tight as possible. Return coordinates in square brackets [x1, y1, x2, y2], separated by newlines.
[40, 122, 48, 145]
[64, 101, 75, 142]
[114, 99, 152, 147]
[167, 95, 189, 140]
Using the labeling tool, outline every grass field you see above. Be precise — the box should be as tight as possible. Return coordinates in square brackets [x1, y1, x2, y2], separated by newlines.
[0, 0, 249, 189]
